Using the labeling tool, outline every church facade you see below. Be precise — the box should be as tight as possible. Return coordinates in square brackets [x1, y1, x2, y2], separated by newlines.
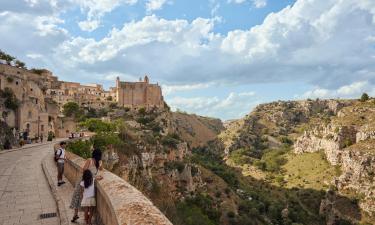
[116, 76, 164, 109]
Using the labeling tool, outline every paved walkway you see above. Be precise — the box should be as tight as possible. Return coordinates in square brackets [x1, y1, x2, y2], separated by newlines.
[43, 149, 89, 225]
[0, 142, 60, 225]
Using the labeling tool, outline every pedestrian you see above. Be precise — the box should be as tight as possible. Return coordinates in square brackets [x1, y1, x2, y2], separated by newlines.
[55, 141, 67, 186]
[80, 169, 96, 225]
[70, 148, 103, 223]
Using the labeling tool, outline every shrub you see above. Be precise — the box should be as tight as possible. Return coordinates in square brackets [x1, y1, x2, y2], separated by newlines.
[47, 131, 54, 141]
[161, 133, 180, 148]
[254, 148, 288, 173]
[360, 93, 370, 102]
[67, 140, 92, 159]
[91, 132, 123, 150]
[176, 202, 215, 225]
[229, 148, 253, 165]
[280, 136, 293, 146]
[79, 118, 116, 132]
[164, 161, 185, 173]
[6, 77, 13, 83]
[0, 87, 19, 110]
[63, 102, 80, 117]
[138, 107, 146, 115]
[227, 211, 235, 218]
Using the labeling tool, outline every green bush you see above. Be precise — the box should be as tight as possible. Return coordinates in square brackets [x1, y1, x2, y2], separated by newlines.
[63, 102, 81, 118]
[279, 136, 293, 146]
[161, 133, 180, 148]
[254, 148, 288, 173]
[229, 148, 253, 165]
[164, 161, 185, 173]
[79, 118, 116, 132]
[0, 88, 20, 111]
[91, 132, 123, 150]
[175, 202, 215, 225]
[6, 77, 13, 83]
[47, 131, 54, 141]
[67, 140, 92, 159]
[360, 93, 370, 102]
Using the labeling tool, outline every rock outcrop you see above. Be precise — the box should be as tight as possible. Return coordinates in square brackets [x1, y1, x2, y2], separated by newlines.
[293, 100, 375, 219]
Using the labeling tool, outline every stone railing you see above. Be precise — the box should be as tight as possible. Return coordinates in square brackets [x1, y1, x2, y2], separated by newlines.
[64, 151, 173, 225]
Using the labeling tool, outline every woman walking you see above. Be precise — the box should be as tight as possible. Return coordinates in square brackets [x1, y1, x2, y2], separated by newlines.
[70, 148, 103, 223]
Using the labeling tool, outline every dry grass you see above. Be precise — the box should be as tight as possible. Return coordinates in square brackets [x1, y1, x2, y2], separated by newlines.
[281, 152, 337, 190]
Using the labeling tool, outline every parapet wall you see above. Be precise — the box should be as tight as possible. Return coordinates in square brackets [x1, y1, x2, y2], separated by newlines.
[64, 151, 173, 225]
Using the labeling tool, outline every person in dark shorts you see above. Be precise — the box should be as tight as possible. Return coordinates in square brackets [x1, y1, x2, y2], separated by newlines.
[55, 141, 67, 186]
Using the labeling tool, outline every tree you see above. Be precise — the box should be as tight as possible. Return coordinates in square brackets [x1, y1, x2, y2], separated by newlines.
[62, 102, 80, 117]
[14, 60, 26, 69]
[360, 93, 370, 102]
[106, 96, 113, 101]
[0, 88, 20, 111]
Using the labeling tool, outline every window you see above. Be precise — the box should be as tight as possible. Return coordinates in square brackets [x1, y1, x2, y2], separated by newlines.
[41, 125, 44, 132]
[16, 81, 19, 85]
[28, 111, 32, 118]
[26, 123, 30, 130]
[30, 88, 33, 91]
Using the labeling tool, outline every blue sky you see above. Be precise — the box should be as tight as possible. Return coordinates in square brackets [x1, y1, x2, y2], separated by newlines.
[1, 0, 375, 120]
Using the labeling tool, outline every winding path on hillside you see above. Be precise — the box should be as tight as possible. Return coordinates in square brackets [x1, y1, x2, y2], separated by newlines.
[0, 142, 60, 225]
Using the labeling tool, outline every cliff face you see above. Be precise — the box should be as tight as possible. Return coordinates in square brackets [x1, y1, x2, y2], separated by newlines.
[105, 108, 221, 219]
[293, 100, 375, 218]
[220, 99, 352, 155]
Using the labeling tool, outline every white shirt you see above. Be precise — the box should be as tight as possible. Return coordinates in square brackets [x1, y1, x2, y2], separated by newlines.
[80, 179, 95, 199]
[56, 148, 65, 163]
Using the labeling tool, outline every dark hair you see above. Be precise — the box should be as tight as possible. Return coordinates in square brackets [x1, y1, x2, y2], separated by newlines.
[60, 141, 66, 146]
[92, 148, 102, 169]
[82, 169, 93, 188]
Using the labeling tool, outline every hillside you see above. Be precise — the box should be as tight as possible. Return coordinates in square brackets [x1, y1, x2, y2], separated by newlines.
[172, 112, 224, 148]
[219, 98, 375, 225]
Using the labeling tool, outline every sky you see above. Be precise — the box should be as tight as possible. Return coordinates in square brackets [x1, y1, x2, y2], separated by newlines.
[1, 0, 375, 120]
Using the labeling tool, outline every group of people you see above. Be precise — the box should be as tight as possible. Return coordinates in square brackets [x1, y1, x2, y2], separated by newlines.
[55, 141, 103, 225]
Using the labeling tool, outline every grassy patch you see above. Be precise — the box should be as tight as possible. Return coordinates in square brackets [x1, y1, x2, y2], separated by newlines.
[282, 152, 336, 190]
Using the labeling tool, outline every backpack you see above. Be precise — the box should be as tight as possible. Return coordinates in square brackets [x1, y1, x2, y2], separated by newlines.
[54, 148, 62, 162]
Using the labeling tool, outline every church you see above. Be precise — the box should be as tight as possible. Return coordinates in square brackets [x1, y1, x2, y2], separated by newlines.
[116, 76, 164, 109]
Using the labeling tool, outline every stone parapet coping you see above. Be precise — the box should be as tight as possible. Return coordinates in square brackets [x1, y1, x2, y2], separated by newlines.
[65, 151, 173, 225]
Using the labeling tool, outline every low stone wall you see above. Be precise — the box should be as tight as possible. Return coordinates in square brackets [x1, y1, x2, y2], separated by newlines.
[65, 152, 173, 225]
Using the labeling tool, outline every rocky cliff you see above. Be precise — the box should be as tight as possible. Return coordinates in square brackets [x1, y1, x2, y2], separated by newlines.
[293, 100, 375, 221]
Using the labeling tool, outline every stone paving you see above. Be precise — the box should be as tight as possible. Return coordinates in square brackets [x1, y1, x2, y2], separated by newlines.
[43, 148, 90, 225]
[0, 142, 60, 225]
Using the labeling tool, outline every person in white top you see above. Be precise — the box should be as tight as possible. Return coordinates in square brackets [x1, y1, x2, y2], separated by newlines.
[55, 141, 66, 186]
[80, 169, 96, 225]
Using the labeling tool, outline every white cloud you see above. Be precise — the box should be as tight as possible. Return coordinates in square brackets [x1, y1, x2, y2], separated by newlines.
[75, 0, 138, 31]
[162, 83, 212, 96]
[78, 19, 100, 32]
[167, 91, 258, 119]
[146, 0, 168, 13]
[299, 81, 375, 99]
[227, 0, 267, 8]
[253, 0, 266, 8]
[26, 53, 43, 59]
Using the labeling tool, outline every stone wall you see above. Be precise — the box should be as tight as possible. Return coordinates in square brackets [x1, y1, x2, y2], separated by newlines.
[116, 76, 164, 109]
[64, 151, 173, 225]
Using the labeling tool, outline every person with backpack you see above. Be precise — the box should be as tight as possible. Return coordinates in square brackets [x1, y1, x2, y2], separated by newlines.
[80, 169, 96, 225]
[55, 141, 67, 186]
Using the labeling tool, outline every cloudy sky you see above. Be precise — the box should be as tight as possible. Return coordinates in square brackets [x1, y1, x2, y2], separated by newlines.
[1, 0, 375, 120]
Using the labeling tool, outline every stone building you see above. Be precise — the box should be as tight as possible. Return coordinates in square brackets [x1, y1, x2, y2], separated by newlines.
[0, 64, 56, 140]
[116, 76, 164, 109]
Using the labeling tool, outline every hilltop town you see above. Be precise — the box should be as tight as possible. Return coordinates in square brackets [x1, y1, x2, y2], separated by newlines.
[0, 62, 164, 145]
